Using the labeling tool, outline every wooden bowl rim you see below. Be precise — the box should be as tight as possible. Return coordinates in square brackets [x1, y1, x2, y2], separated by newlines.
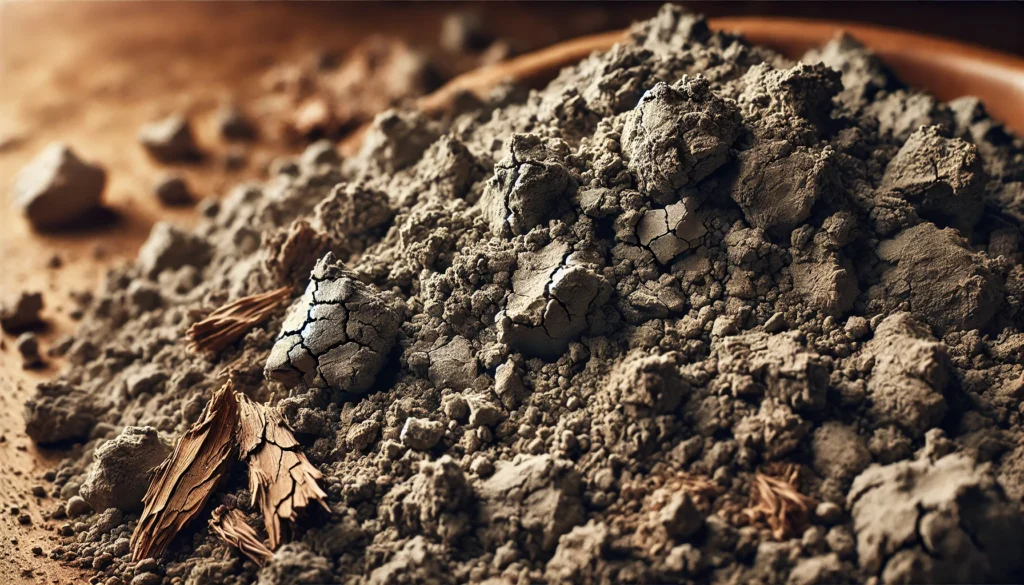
[342, 15, 1024, 154]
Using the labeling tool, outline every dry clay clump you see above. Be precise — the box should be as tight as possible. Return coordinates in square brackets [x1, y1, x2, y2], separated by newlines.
[265, 252, 404, 394]
[876, 222, 1001, 335]
[849, 451, 1024, 583]
[12, 142, 107, 228]
[497, 239, 612, 358]
[480, 133, 574, 236]
[635, 197, 708, 264]
[621, 77, 741, 198]
[80, 426, 172, 513]
[879, 124, 985, 233]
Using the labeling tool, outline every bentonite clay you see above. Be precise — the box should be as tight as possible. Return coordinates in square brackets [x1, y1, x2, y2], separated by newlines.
[20, 6, 1024, 584]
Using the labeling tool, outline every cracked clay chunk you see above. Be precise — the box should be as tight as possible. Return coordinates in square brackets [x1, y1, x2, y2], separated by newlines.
[498, 240, 611, 359]
[848, 452, 1024, 583]
[635, 197, 707, 264]
[265, 252, 403, 393]
[12, 142, 106, 229]
[1, 291, 44, 333]
[860, 313, 948, 438]
[880, 125, 985, 233]
[480, 133, 572, 236]
[621, 77, 740, 197]
[877, 222, 1000, 335]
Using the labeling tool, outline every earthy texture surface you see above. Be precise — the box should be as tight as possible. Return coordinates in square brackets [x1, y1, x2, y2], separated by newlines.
[8, 4, 1024, 585]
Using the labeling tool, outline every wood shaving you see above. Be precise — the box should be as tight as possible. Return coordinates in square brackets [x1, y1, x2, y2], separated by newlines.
[186, 286, 292, 354]
[742, 464, 816, 540]
[130, 384, 239, 561]
[210, 506, 274, 567]
[236, 392, 329, 549]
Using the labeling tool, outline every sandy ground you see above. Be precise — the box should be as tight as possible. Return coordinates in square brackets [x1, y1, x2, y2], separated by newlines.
[0, 3, 654, 582]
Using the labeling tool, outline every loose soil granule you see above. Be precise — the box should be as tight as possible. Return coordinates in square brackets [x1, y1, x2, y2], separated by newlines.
[19, 5, 1024, 584]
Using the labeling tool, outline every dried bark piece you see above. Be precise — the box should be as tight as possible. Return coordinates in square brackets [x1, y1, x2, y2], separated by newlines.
[130, 384, 239, 561]
[187, 287, 292, 354]
[236, 393, 328, 549]
[742, 464, 816, 540]
[210, 506, 273, 567]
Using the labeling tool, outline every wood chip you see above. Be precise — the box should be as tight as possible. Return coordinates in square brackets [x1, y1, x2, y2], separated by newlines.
[742, 464, 816, 540]
[130, 384, 239, 561]
[236, 392, 328, 549]
[210, 506, 274, 566]
[186, 286, 292, 354]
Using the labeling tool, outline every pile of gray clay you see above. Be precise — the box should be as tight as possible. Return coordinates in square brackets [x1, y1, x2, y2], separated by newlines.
[19, 5, 1024, 585]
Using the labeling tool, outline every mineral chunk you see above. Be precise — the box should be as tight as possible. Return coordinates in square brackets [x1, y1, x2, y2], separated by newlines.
[606, 350, 688, 417]
[11, 142, 106, 228]
[731, 145, 837, 236]
[385, 455, 472, 543]
[621, 77, 740, 197]
[427, 336, 478, 391]
[789, 257, 858, 317]
[80, 426, 172, 512]
[478, 454, 584, 558]
[138, 114, 200, 162]
[802, 33, 892, 108]
[24, 382, 97, 444]
[849, 452, 1024, 583]
[716, 331, 829, 412]
[400, 418, 444, 451]
[265, 253, 403, 393]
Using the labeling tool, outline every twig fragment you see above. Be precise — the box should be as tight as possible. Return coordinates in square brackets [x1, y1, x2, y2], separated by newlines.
[210, 506, 274, 566]
[236, 393, 329, 549]
[742, 464, 816, 539]
[187, 287, 292, 354]
[130, 384, 239, 561]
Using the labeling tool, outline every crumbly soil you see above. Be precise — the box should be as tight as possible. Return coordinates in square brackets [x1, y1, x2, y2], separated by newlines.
[8, 4, 1024, 585]
[0, 4, 642, 583]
